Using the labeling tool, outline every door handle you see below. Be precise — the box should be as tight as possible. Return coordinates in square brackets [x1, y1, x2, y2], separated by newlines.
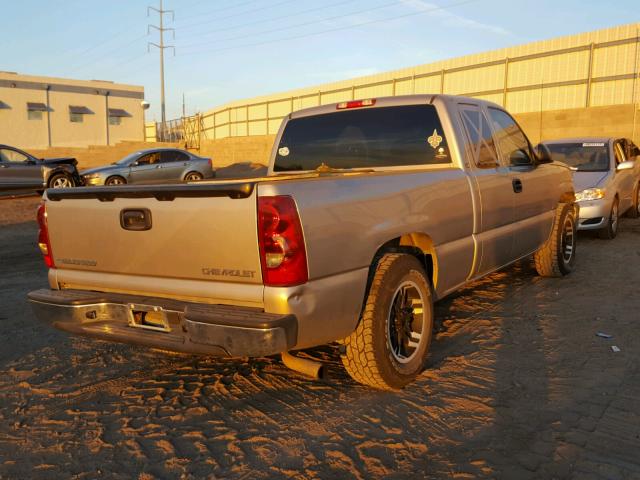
[0, 164, 8, 168]
[155, 165, 162, 169]
[512, 178, 523, 193]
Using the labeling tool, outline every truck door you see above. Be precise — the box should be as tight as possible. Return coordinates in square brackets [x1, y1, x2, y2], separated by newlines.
[458, 103, 515, 275]
[487, 108, 556, 259]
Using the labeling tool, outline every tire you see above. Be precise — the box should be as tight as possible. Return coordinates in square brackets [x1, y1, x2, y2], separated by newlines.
[625, 185, 640, 219]
[48, 173, 74, 189]
[184, 171, 203, 182]
[598, 198, 619, 240]
[534, 203, 577, 277]
[105, 176, 127, 186]
[341, 254, 434, 390]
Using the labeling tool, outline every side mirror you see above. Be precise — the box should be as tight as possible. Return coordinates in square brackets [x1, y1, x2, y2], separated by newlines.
[534, 144, 553, 164]
[616, 160, 635, 171]
[510, 149, 532, 166]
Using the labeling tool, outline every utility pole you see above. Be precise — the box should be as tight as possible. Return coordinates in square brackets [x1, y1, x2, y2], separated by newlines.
[148, 0, 174, 126]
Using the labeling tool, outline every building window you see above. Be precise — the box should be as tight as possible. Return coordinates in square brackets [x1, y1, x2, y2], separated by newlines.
[28, 110, 43, 120]
[107, 108, 130, 126]
[27, 102, 47, 120]
[69, 105, 92, 123]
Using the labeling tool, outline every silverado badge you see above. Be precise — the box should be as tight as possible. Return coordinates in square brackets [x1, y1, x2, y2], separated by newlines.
[428, 129, 443, 149]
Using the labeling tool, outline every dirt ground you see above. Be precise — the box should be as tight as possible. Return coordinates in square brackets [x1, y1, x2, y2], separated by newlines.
[1, 196, 640, 479]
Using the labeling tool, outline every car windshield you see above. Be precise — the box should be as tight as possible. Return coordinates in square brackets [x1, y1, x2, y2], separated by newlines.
[113, 152, 141, 165]
[546, 142, 610, 172]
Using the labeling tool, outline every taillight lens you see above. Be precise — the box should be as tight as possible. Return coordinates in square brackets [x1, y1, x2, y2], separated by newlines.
[258, 196, 308, 287]
[36, 203, 55, 268]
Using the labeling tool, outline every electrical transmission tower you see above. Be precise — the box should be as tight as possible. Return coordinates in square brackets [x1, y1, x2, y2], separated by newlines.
[148, 0, 175, 125]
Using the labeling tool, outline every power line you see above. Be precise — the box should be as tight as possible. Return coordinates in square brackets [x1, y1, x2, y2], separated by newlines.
[179, 0, 404, 50]
[148, 0, 175, 125]
[67, 33, 148, 75]
[179, 0, 480, 57]
[176, 0, 262, 23]
[175, 0, 298, 31]
[177, 0, 358, 42]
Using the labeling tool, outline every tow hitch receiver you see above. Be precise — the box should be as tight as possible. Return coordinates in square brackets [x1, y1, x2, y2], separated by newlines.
[127, 303, 171, 333]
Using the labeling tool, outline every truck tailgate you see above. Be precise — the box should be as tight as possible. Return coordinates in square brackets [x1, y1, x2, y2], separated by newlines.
[44, 183, 262, 286]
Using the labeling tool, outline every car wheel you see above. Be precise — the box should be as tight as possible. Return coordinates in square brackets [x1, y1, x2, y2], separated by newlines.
[341, 254, 434, 390]
[105, 176, 126, 186]
[184, 171, 203, 182]
[533, 203, 576, 277]
[626, 184, 640, 219]
[598, 198, 619, 239]
[48, 173, 74, 189]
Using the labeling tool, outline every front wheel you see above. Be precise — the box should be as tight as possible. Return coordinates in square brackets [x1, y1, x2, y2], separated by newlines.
[533, 203, 576, 277]
[598, 199, 619, 239]
[341, 254, 434, 390]
[48, 173, 74, 189]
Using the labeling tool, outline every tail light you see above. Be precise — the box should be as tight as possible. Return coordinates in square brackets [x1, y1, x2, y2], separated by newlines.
[36, 203, 55, 268]
[337, 98, 376, 109]
[258, 196, 308, 287]
[207, 158, 213, 169]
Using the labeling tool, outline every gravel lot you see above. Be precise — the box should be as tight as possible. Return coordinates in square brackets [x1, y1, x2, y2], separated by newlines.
[1, 196, 640, 479]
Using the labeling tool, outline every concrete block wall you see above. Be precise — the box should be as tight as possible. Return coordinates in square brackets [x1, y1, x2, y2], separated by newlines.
[516, 104, 640, 145]
[199, 135, 276, 167]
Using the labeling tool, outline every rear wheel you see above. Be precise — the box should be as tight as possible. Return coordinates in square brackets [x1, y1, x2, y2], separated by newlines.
[341, 254, 434, 390]
[48, 173, 74, 189]
[184, 171, 203, 182]
[534, 203, 576, 277]
[598, 199, 619, 239]
[626, 185, 640, 218]
[105, 176, 126, 186]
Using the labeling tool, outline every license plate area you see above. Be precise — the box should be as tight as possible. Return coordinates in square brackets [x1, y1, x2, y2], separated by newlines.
[127, 303, 171, 333]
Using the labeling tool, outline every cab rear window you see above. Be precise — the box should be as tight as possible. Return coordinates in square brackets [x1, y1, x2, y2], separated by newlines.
[274, 104, 450, 172]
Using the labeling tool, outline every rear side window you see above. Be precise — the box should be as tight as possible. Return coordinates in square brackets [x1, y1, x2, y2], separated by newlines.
[459, 105, 499, 169]
[274, 105, 450, 172]
[161, 151, 189, 163]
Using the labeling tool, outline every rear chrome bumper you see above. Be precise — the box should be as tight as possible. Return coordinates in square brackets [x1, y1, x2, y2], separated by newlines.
[28, 289, 297, 357]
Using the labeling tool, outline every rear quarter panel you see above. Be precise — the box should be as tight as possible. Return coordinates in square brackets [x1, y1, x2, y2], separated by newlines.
[258, 168, 475, 298]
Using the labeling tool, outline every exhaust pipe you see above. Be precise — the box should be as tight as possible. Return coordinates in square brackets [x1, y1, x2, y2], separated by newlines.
[281, 352, 328, 381]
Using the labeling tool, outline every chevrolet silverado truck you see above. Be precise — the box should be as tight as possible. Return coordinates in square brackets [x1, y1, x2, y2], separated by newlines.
[28, 95, 577, 390]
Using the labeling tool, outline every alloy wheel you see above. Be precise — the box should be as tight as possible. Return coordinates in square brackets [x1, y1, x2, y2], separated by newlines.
[51, 177, 71, 188]
[387, 280, 426, 364]
[561, 215, 575, 264]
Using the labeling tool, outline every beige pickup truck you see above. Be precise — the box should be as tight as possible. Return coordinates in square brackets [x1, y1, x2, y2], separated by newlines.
[29, 95, 577, 390]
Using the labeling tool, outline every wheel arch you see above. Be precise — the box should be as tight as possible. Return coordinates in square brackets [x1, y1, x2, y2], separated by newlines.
[183, 170, 203, 181]
[362, 233, 438, 308]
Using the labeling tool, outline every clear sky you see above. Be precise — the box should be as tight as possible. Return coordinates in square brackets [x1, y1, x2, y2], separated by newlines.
[2, 0, 638, 121]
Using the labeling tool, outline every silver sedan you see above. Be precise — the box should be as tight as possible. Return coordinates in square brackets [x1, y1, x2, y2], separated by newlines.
[543, 137, 640, 239]
[81, 148, 214, 186]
